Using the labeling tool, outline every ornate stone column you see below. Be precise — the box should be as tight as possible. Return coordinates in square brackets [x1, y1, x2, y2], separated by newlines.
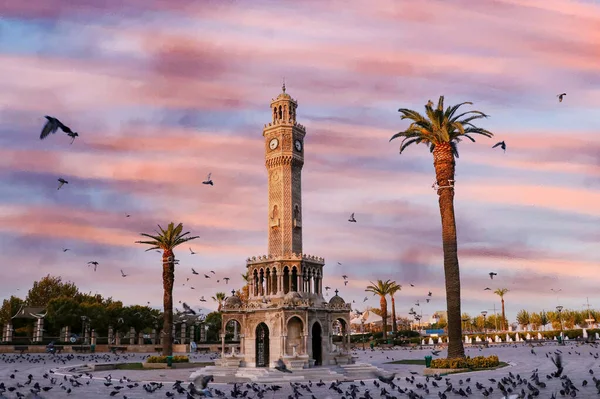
[303, 334, 308, 355]
[181, 323, 187, 344]
[239, 334, 245, 356]
[220, 333, 226, 357]
[6, 323, 12, 342]
[91, 329, 96, 345]
[278, 272, 283, 294]
[115, 332, 121, 345]
[138, 332, 144, 345]
[172, 324, 176, 342]
[84, 324, 89, 344]
[282, 334, 287, 356]
[64, 326, 70, 342]
[151, 329, 156, 344]
[35, 318, 43, 342]
[129, 327, 135, 345]
[108, 326, 113, 344]
[189, 325, 195, 343]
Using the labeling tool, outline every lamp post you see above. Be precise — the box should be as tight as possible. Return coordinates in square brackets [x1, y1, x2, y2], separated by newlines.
[481, 311, 488, 342]
[556, 305, 564, 344]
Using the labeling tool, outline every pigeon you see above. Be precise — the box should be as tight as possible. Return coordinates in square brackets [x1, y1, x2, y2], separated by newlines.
[189, 248, 196, 255]
[202, 173, 213, 186]
[182, 302, 196, 315]
[484, 287, 491, 290]
[120, 269, 128, 277]
[377, 373, 396, 384]
[87, 261, 99, 272]
[199, 296, 206, 302]
[223, 277, 230, 284]
[204, 274, 210, 279]
[557, 93, 566, 102]
[62, 248, 70, 252]
[492, 141, 506, 152]
[275, 359, 292, 373]
[191, 268, 199, 275]
[489, 272, 497, 279]
[428, 291, 432, 297]
[57, 178, 68, 190]
[348, 213, 357, 223]
[39, 116, 78, 142]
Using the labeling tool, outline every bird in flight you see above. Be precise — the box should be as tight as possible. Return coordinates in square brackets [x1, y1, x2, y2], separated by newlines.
[557, 93, 566, 102]
[348, 213, 357, 223]
[325, 286, 331, 291]
[126, 214, 131, 218]
[57, 178, 68, 190]
[210, 270, 216, 274]
[87, 261, 99, 272]
[199, 296, 206, 302]
[489, 272, 497, 280]
[363, 297, 368, 302]
[223, 277, 230, 284]
[189, 248, 196, 255]
[492, 141, 506, 153]
[410, 283, 415, 287]
[191, 268, 199, 275]
[182, 302, 196, 315]
[428, 291, 432, 297]
[426, 298, 430, 303]
[62, 248, 70, 252]
[204, 274, 210, 279]
[484, 287, 491, 290]
[39, 116, 78, 144]
[120, 269, 128, 277]
[202, 173, 213, 186]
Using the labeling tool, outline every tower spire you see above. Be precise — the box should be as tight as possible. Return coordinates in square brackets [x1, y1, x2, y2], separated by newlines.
[282, 77, 286, 93]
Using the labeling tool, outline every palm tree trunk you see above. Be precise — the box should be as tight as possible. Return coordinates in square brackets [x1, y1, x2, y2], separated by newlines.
[501, 298, 506, 331]
[391, 295, 397, 335]
[433, 143, 465, 359]
[380, 296, 387, 340]
[162, 250, 175, 356]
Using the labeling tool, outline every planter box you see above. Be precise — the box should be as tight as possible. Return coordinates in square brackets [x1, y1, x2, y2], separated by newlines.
[143, 363, 168, 369]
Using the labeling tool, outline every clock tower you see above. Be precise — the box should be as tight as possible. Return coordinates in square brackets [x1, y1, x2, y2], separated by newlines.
[263, 83, 306, 257]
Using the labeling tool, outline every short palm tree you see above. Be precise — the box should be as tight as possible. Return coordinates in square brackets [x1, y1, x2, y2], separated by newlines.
[388, 282, 402, 335]
[494, 288, 509, 331]
[365, 280, 393, 340]
[390, 96, 493, 359]
[136, 222, 198, 356]
[212, 292, 226, 312]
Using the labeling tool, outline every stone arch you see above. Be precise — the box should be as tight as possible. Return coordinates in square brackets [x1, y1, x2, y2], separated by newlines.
[310, 320, 323, 366]
[333, 317, 351, 354]
[255, 322, 270, 367]
[291, 266, 298, 292]
[278, 105, 282, 119]
[273, 107, 277, 122]
[252, 269, 259, 296]
[286, 316, 304, 355]
[224, 318, 242, 342]
[283, 266, 290, 294]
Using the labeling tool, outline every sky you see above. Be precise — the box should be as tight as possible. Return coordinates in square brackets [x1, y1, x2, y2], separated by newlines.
[0, 0, 599, 324]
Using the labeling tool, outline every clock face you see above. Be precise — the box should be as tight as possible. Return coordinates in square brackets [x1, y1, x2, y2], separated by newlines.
[269, 138, 279, 150]
[295, 140, 302, 151]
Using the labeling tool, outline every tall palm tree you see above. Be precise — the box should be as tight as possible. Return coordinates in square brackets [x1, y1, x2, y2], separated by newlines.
[390, 96, 493, 359]
[494, 288, 509, 330]
[136, 222, 198, 356]
[365, 280, 393, 340]
[388, 282, 402, 335]
[212, 292, 226, 312]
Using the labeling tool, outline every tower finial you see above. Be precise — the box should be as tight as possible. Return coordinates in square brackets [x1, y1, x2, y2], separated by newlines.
[282, 77, 286, 93]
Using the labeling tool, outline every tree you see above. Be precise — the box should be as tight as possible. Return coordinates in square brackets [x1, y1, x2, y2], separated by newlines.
[494, 288, 509, 330]
[136, 222, 199, 356]
[0, 296, 24, 330]
[212, 292, 226, 312]
[204, 311, 222, 342]
[516, 309, 530, 331]
[539, 311, 549, 331]
[365, 280, 393, 340]
[529, 312, 541, 331]
[26, 275, 79, 307]
[390, 96, 493, 358]
[388, 282, 401, 335]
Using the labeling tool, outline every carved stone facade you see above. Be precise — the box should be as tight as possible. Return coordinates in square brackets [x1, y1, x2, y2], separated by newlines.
[221, 86, 351, 369]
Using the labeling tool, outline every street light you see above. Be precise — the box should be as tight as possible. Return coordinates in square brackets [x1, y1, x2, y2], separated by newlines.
[481, 311, 488, 342]
[556, 305, 564, 344]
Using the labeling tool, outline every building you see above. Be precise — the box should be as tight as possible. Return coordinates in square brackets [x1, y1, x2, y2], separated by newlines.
[220, 85, 352, 369]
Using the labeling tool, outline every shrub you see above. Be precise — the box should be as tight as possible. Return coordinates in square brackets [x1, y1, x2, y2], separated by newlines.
[430, 355, 499, 369]
[146, 355, 189, 364]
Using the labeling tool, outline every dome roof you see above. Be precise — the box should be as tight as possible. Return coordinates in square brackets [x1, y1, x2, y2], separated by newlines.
[224, 294, 242, 308]
[329, 294, 346, 307]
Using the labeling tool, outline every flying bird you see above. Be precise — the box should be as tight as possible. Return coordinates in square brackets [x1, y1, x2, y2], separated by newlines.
[202, 173, 213, 186]
[223, 277, 230, 284]
[489, 272, 497, 280]
[189, 248, 196, 255]
[428, 291, 432, 297]
[120, 269, 128, 277]
[557, 93, 566, 102]
[199, 296, 206, 302]
[62, 248, 70, 252]
[348, 213, 357, 223]
[484, 287, 491, 290]
[39, 116, 78, 143]
[57, 178, 68, 190]
[275, 359, 292, 373]
[182, 302, 196, 315]
[191, 268, 199, 275]
[492, 141, 506, 152]
[204, 274, 210, 279]
[210, 270, 216, 274]
[87, 261, 99, 272]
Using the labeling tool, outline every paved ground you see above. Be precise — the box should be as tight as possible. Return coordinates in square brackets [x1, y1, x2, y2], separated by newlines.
[0, 342, 599, 398]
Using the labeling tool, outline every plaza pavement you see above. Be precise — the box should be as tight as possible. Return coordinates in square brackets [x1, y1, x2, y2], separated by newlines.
[0, 341, 599, 398]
